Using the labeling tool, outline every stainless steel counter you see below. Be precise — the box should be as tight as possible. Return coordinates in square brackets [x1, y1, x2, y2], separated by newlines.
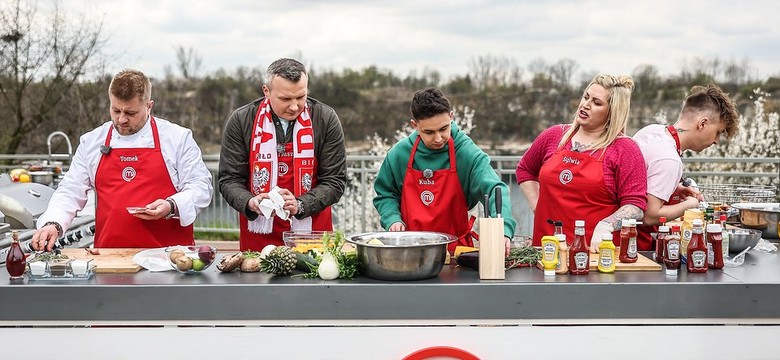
[2, 250, 780, 324]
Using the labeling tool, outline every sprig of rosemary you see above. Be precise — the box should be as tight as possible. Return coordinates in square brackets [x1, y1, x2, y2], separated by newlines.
[505, 246, 541, 270]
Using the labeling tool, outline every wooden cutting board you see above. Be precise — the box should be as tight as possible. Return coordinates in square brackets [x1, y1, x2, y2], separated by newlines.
[588, 250, 662, 271]
[59, 248, 144, 273]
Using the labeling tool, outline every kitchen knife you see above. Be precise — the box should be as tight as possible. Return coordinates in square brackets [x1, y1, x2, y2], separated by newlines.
[495, 187, 502, 219]
[484, 194, 490, 218]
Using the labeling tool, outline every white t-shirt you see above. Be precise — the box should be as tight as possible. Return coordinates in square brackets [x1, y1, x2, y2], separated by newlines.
[37, 117, 213, 232]
[633, 124, 682, 202]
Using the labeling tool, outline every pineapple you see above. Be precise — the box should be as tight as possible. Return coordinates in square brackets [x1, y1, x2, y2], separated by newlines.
[259, 246, 297, 275]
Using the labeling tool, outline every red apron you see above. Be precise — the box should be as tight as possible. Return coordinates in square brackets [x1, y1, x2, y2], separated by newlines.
[533, 146, 618, 247]
[94, 117, 193, 248]
[401, 137, 473, 252]
[239, 142, 332, 251]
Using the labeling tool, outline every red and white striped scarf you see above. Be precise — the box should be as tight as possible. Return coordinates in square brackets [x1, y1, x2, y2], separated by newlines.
[248, 97, 315, 233]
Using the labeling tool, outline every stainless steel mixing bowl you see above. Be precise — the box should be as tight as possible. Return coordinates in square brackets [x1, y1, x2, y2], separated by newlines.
[348, 231, 457, 281]
[725, 228, 762, 253]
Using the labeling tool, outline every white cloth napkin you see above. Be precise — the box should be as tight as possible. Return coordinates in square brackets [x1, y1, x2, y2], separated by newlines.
[250, 186, 292, 233]
[258, 186, 291, 221]
[132, 248, 174, 272]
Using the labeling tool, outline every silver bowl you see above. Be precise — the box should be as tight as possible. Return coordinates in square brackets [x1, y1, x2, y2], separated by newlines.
[348, 231, 457, 281]
[725, 228, 762, 253]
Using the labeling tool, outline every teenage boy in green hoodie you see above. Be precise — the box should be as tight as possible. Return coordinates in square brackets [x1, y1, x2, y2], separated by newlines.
[373, 88, 516, 253]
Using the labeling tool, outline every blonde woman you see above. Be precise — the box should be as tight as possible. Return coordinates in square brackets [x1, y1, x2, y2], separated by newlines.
[515, 74, 646, 252]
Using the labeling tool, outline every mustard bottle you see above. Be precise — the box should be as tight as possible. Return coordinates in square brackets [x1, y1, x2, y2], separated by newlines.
[540, 235, 559, 277]
[597, 233, 616, 273]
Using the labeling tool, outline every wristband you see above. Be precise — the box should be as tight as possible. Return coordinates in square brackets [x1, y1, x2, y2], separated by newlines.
[165, 199, 177, 219]
[44, 221, 63, 238]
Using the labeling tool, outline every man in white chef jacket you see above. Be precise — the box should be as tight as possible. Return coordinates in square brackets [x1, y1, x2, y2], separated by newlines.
[32, 69, 213, 250]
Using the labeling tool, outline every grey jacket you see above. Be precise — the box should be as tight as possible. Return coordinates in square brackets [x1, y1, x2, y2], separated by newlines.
[218, 97, 347, 220]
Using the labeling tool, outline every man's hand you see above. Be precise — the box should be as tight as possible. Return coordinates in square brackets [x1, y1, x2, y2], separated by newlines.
[133, 199, 173, 220]
[277, 188, 300, 215]
[31, 224, 59, 252]
[590, 221, 614, 253]
[504, 236, 511, 256]
[247, 193, 271, 214]
[389, 222, 406, 231]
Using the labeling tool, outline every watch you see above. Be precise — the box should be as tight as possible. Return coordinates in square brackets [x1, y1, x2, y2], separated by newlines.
[295, 199, 304, 216]
[165, 199, 177, 219]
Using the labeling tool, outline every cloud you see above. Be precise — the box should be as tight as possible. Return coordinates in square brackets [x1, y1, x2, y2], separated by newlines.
[90, 0, 780, 81]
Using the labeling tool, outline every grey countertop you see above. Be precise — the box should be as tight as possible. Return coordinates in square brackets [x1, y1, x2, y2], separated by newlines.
[1, 250, 779, 323]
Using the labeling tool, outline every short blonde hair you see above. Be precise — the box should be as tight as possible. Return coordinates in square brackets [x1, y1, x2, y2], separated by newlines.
[559, 74, 635, 153]
[109, 69, 152, 103]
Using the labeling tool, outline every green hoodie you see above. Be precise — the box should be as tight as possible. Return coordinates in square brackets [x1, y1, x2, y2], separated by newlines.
[373, 122, 516, 238]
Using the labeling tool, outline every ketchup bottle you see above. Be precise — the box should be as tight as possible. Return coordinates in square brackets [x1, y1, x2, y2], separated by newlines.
[653, 216, 667, 263]
[619, 219, 638, 263]
[655, 225, 669, 264]
[706, 223, 724, 270]
[664, 225, 682, 275]
[6, 231, 26, 280]
[686, 219, 708, 273]
[569, 220, 589, 275]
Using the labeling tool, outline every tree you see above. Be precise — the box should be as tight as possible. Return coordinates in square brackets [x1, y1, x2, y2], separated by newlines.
[549, 58, 578, 89]
[175, 46, 203, 80]
[467, 54, 523, 90]
[0, 0, 106, 154]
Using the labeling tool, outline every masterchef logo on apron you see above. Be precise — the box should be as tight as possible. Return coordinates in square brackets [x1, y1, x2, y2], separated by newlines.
[420, 190, 434, 206]
[559, 169, 573, 184]
[122, 166, 136, 182]
[278, 162, 289, 176]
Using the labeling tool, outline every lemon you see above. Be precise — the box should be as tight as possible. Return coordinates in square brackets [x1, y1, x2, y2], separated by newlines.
[18, 173, 31, 183]
[366, 239, 384, 246]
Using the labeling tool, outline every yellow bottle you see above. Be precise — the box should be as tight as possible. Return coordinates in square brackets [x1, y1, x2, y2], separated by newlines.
[597, 233, 616, 273]
[540, 235, 559, 277]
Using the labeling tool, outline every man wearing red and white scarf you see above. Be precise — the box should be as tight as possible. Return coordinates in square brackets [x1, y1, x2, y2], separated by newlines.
[219, 58, 347, 251]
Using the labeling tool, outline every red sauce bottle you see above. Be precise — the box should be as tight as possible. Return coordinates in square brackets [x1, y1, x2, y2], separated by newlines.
[569, 220, 590, 275]
[6, 231, 26, 279]
[619, 219, 638, 263]
[655, 225, 669, 264]
[706, 223, 724, 270]
[686, 219, 708, 273]
[664, 225, 682, 275]
[653, 216, 667, 263]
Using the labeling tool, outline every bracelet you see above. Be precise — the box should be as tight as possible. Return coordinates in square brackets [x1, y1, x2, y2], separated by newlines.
[44, 221, 63, 238]
[165, 199, 177, 219]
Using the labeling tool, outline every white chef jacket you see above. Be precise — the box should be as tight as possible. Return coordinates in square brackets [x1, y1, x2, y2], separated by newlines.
[37, 116, 213, 233]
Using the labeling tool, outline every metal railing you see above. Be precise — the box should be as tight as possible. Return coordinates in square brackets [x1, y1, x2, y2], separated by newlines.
[2, 154, 778, 236]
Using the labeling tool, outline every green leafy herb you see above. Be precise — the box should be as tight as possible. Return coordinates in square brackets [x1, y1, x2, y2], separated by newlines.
[505, 246, 541, 270]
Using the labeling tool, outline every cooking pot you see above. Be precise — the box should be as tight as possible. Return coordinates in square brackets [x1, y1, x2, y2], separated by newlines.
[28, 171, 54, 186]
[731, 203, 780, 239]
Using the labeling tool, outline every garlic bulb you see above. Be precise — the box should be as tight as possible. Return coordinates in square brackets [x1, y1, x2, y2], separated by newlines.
[259, 244, 276, 259]
[317, 252, 340, 280]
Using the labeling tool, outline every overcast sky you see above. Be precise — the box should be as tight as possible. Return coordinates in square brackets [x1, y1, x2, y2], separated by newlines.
[78, 0, 779, 82]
